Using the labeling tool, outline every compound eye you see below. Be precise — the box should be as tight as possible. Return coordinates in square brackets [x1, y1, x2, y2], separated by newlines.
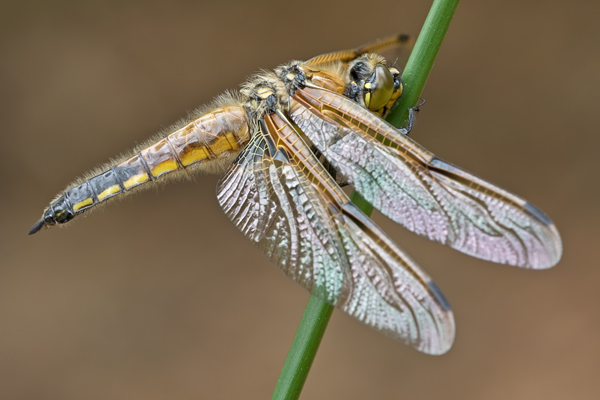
[363, 64, 395, 111]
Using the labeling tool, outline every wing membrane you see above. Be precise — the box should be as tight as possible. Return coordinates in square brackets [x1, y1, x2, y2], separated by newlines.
[217, 122, 454, 354]
[290, 86, 562, 269]
[305, 34, 414, 67]
[217, 133, 348, 302]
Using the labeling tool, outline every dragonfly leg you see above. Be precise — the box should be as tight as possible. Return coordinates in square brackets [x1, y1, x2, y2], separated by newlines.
[402, 98, 426, 135]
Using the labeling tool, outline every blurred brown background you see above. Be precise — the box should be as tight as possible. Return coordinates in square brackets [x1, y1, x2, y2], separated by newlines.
[2, 0, 599, 399]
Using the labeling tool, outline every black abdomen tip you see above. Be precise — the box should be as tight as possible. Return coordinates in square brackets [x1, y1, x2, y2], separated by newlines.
[28, 219, 45, 235]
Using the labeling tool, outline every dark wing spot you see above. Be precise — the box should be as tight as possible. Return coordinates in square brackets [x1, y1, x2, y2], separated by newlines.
[428, 281, 452, 312]
[524, 202, 553, 226]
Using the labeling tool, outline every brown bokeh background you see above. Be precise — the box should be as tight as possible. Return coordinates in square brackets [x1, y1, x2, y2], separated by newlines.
[2, 1, 599, 399]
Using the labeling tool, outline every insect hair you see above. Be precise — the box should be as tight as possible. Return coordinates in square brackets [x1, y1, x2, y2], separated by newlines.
[42, 54, 390, 227]
[44, 91, 246, 223]
[239, 68, 280, 97]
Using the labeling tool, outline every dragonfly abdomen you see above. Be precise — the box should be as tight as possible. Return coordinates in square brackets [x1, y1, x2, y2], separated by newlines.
[29, 104, 250, 235]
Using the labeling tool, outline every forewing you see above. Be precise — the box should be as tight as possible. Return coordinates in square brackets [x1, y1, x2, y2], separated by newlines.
[217, 127, 454, 354]
[305, 34, 414, 67]
[290, 86, 562, 269]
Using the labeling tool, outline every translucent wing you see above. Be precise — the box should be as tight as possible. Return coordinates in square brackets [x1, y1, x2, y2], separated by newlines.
[217, 121, 454, 354]
[305, 34, 414, 67]
[290, 86, 562, 269]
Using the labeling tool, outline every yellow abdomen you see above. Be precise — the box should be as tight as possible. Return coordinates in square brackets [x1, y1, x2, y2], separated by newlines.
[29, 105, 250, 234]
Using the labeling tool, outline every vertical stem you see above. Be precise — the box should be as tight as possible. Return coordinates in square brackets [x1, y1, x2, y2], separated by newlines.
[386, 0, 461, 127]
[271, 296, 334, 400]
[272, 1, 460, 398]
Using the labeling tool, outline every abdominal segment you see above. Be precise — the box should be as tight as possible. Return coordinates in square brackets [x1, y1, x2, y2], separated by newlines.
[30, 106, 250, 234]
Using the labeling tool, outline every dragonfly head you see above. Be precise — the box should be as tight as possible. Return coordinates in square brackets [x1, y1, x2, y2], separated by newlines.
[347, 55, 403, 116]
[363, 64, 395, 111]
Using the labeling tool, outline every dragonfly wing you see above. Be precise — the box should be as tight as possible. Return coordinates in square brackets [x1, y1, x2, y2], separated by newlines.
[305, 34, 414, 67]
[217, 133, 349, 304]
[217, 125, 454, 354]
[290, 87, 562, 269]
[337, 201, 454, 354]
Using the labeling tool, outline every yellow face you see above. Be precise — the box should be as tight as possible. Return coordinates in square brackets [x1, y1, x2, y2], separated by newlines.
[348, 56, 403, 116]
[363, 64, 396, 111]
[299, 55, 403, 117]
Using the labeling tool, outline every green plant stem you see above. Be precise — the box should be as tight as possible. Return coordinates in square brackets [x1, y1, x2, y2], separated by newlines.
[271, 295, 334, 400]
[386, 0, 460, 127]
[272, 1, 459, 398]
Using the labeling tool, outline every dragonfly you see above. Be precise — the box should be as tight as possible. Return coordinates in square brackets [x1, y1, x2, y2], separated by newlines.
[29, 34, 562, 355]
